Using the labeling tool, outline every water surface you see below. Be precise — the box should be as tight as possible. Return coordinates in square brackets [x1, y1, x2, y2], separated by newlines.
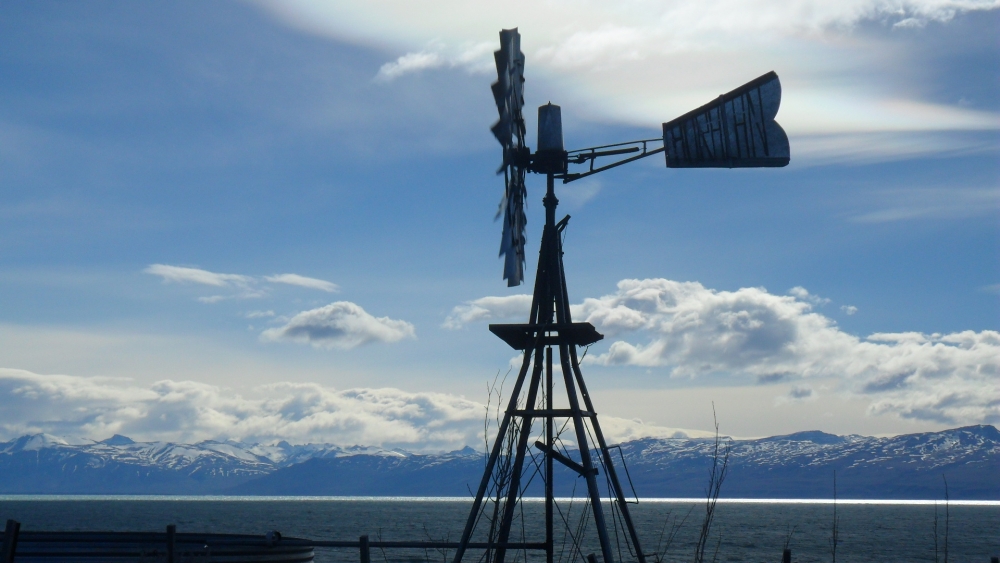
[1, 497, 996, 563]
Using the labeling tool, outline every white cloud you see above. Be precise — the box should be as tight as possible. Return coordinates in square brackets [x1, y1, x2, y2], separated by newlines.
[259, 0, 1000, 163]
[261, 301, 415, 349]
[842, 305, 859, 315]
[264, 273, 339, 292]
[443, 294, 532, 329]
[450, 279, 1000, 425]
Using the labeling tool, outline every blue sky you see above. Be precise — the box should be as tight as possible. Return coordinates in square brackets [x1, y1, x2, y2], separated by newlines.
[0, 1, 997, 449]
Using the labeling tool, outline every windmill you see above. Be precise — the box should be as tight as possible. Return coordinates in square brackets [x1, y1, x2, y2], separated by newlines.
[455, 28, 789, 563]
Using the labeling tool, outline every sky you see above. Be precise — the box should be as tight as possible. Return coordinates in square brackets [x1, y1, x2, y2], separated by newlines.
[0, 0, 997, 450]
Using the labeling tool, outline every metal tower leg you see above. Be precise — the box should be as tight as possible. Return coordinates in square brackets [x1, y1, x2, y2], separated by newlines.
[558, 342, 615, 563]
[493, 349, 544, 563]
[451, 346, 536, 563]
[545, 346, 554, 563]
[570, 347, 647, 563]
[556, 226, 647, 563]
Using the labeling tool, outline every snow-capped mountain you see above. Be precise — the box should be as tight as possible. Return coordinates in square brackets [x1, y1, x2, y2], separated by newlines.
[0, 426, 996, 499]
[614, 425, 999, 499]
[0, 433, 273, 494]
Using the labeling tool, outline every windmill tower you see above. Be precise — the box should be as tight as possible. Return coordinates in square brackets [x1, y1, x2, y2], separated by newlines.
[454, 28, 790, 563]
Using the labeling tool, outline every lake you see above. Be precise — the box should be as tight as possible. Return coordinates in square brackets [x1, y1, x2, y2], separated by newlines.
[1, 497, 997, 563]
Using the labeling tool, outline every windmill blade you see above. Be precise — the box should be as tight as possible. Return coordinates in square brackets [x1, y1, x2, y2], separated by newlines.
[499, 167, 527, 286]
[491, 81, 507, 113]
[662, 71, 789, 168]
[490, 28, 528, 286]
[494, 48, 508, 82]
[491, 120, 511, 147]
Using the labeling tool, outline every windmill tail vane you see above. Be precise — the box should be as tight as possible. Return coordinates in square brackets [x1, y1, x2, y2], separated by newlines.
[463, 27, 789, 563]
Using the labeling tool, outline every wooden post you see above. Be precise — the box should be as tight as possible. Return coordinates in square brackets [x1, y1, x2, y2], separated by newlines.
[1, 520, 20, 563]
[782, 548, 791, 563]
[587, 554, 598, 563]
[360, 535, 370, 563]
[166, 524, 176, 563]
[989, 557, 998, 563]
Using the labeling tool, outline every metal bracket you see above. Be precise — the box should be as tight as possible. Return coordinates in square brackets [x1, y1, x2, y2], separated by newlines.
[559, 137, 665, 183]
[534, 441, 598, 477]
[555, 215, 570, 233]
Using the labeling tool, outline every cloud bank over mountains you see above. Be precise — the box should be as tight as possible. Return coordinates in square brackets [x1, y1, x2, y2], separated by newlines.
[0, 369, 694, 448]
[446, 279, 1000, 426]
[0, 369, 479, 449]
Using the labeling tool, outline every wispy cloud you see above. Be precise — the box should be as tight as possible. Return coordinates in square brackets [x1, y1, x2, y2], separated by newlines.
[264, 273, 339, 292]
[261, 302, 415, 349]
[246, 310, 276, 319]
[791, 132, 1000, 167]
[145, 264, 338, 301]
[556, 179, 602, 209]
[789, 286, 830, 306]
[375, 41, 495, 81]
[144, 264, 251, 288]
[449, 278, 1000, 425]
[377, 51, 443, 81]
[847, 187, 1000, 223]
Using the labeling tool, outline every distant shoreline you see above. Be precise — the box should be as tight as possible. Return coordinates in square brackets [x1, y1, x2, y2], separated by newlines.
[1, 495, 997, 506]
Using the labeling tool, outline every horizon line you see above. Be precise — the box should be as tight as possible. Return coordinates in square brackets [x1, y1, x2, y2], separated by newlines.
[2, 495, 996, 506]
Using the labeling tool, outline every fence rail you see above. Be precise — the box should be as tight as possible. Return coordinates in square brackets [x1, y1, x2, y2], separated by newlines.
[0, 520, 547, 563]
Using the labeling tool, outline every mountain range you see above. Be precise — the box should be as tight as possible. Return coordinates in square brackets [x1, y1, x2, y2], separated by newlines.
[1, 425, 996, 499]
